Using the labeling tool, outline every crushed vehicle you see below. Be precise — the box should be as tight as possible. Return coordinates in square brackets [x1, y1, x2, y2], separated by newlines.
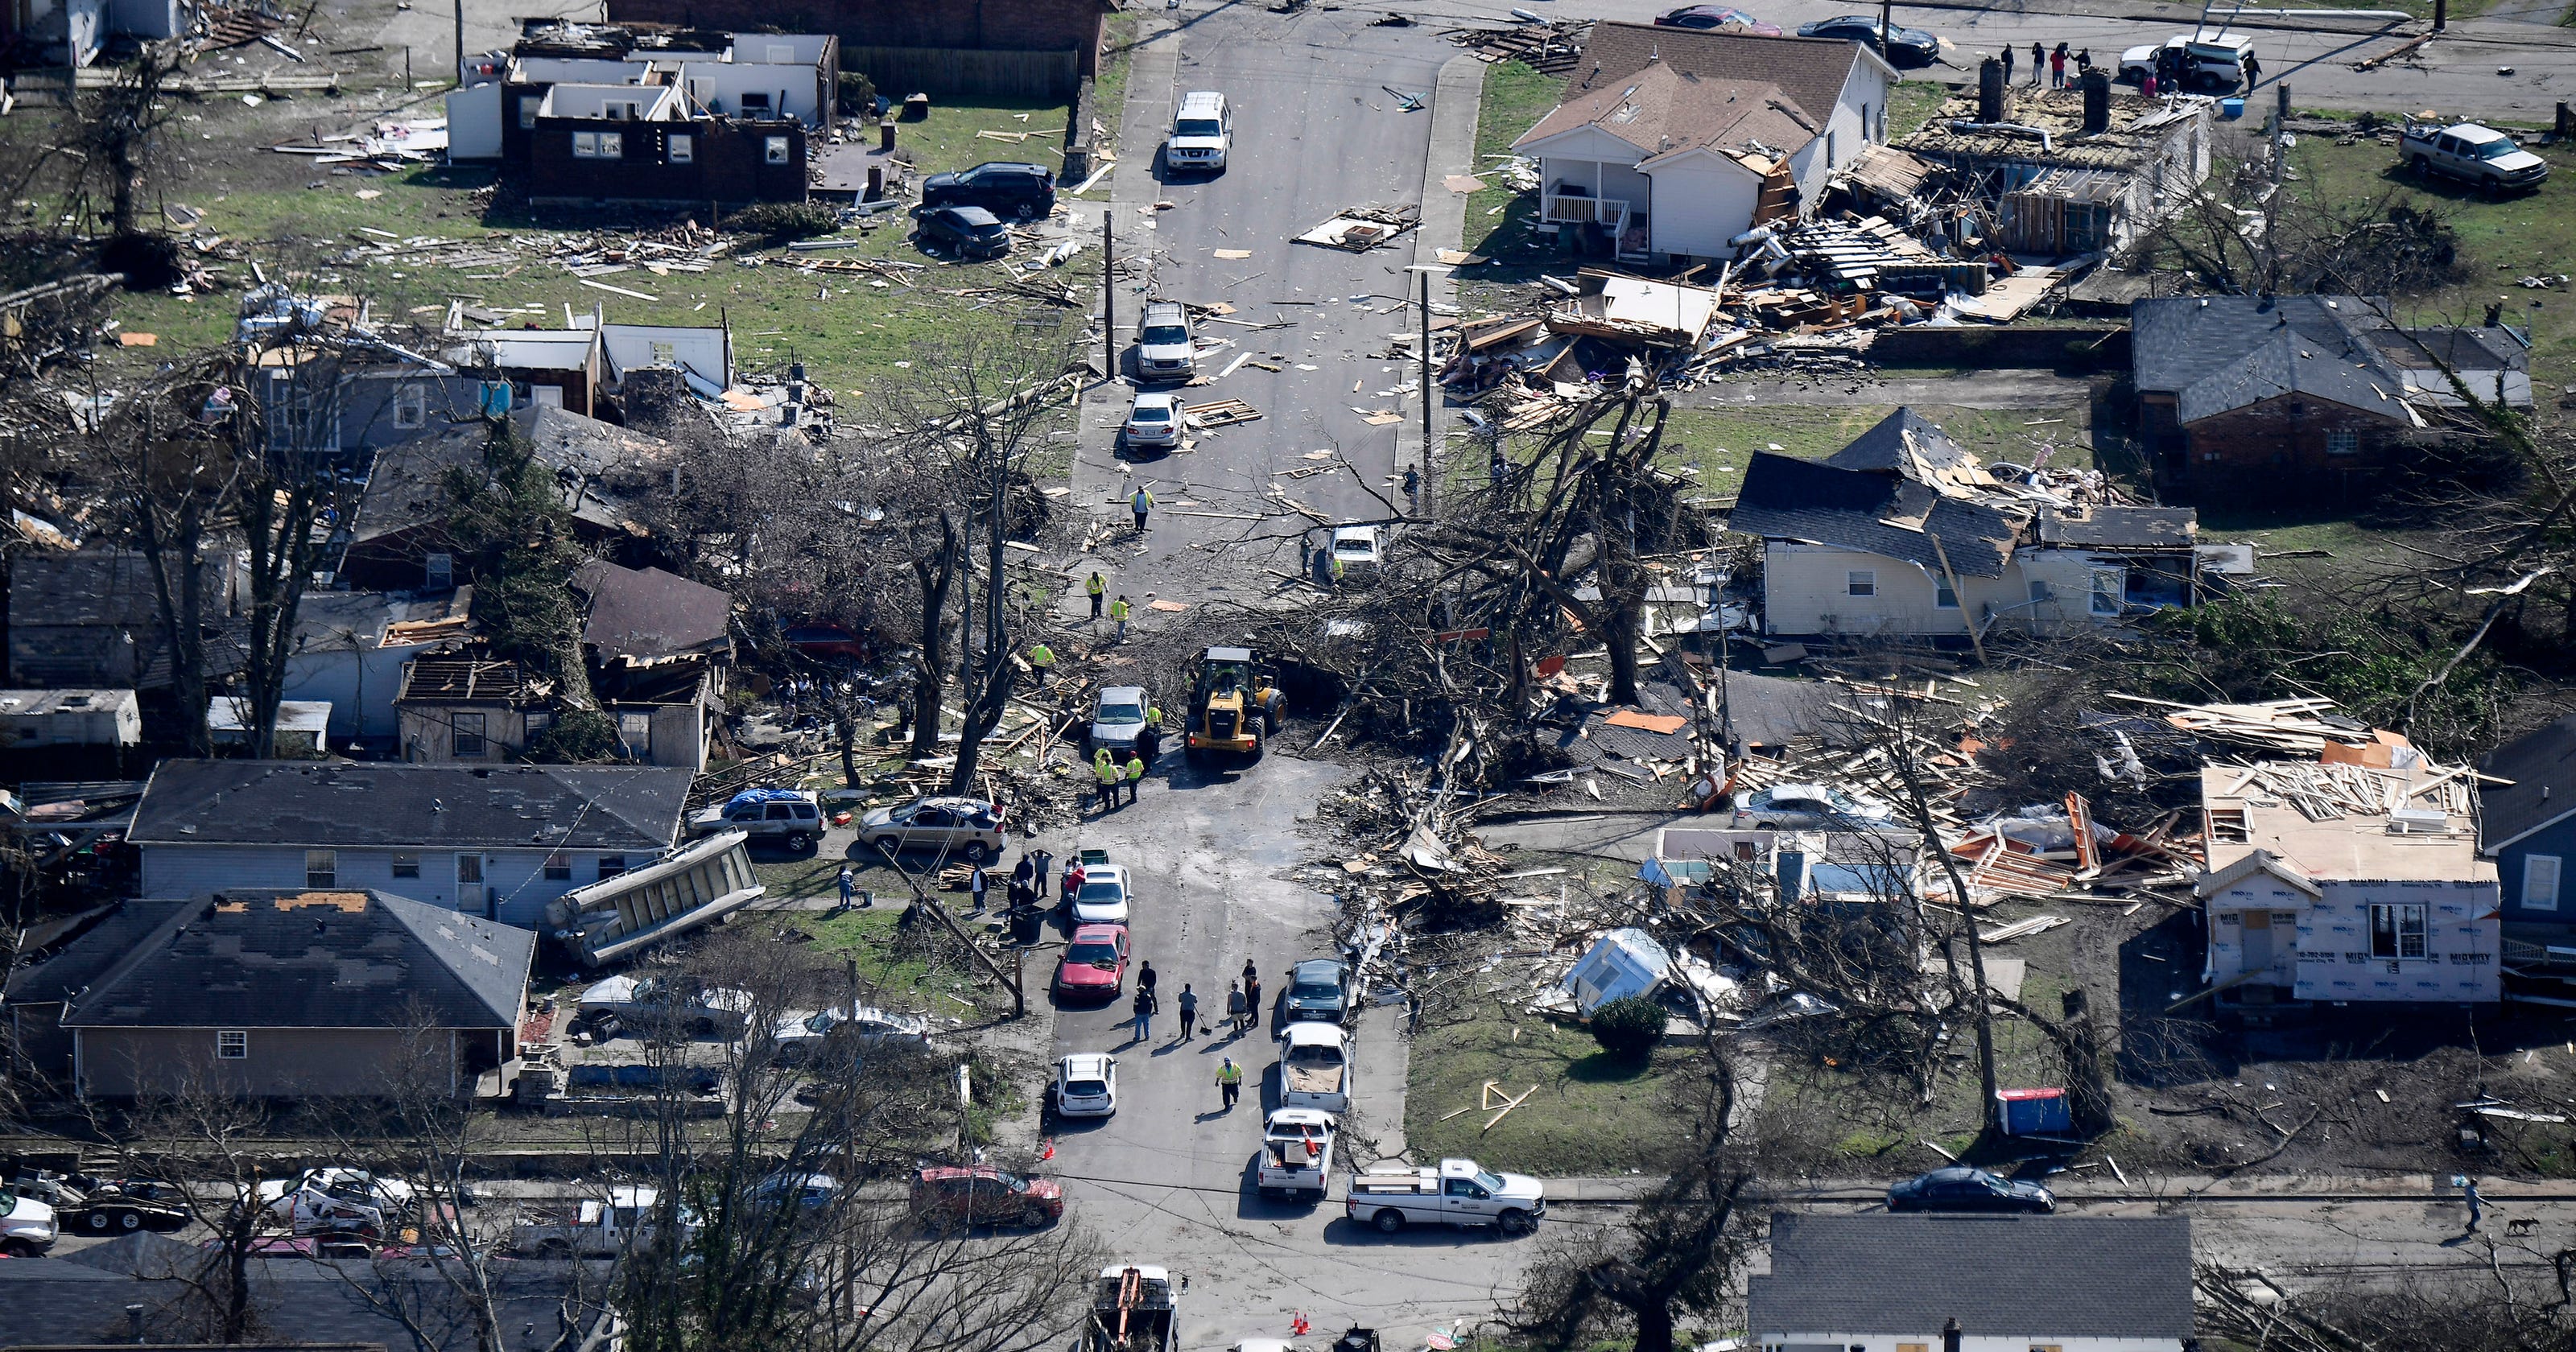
[1728, 782, 1901, 831]
[2402, 120, 2548, 194]
[514, 1185, 687, 1257]
[1255, 1107, 1336, 1201]
[576, 975, 754, 1040]
[769, 1004, 931, 1064]
[255, 1169, 415, 1237]
[1276, 1020, 1352, 1115]
[910, 1165, 1064, 1229]
[1344, 1158, 1544, 1235]
[1080, 1264, 1180, 1352]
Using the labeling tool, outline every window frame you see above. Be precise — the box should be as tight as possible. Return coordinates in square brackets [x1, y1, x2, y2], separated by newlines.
[518, 95, 542, 130]
[597, 855, 628, 880]
[2326, 428, 2360, 456]
[452, 711, 487, 759]
[2526, 853, 2564, 913]
[216, 1030, 249, 1060]
[390, 381, 427, 430]
[304, 850, 337, 889]
[2089, 566, 2126, 617]
[765, 135, 791, 165]
[1845, 569, 1876, 598]
[544, 852, 574, 882]
[1934, 579, 1959, 609]
[424, 552, 455, 590]
[667, 133, 692, 164]
[2369, 902, 2429, 960]
[390, 852, 421, 880]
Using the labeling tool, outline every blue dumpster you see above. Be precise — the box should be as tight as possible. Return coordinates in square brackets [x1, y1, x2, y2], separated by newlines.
[1996, 1086, 2073, 1136]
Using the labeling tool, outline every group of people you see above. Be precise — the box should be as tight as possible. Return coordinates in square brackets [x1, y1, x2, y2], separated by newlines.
[1117, 958, 1267, 1111]
[1083, 571, 1138, 642]
[1091, 744, 1154, 810]
[2000, 40, 2091, 89]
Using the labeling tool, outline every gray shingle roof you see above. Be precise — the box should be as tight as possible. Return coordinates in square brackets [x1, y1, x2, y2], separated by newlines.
[57, 889, 535, 1031]
[1572, 23, 1878, 142]
[1748, 1212, 2194, 1339]
[2132, 295, 2411, 425]
[128, 760, 691, 851]
[2, 899, 193, 1007]
[572, 559, 733, 664]
[2479, 712, 2576, 852]
[1728, 452, 2025, 577]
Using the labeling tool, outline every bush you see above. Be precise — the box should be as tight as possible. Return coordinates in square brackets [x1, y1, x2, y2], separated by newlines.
[721, 200, 844, 242]
[836, 70, 877, 117]
[526, 708, 622, 764]
[1587, 995, 1666, 1061]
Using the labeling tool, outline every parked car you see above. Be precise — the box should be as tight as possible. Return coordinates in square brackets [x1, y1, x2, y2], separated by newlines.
[749, 1172, 842, 1213]
[1123, 391, 1185, 452]
[1276, 1021, 1352, 1114]
[1051, 1053, 1118, 1118]
[688, 789, 824, 849]
[1282, 958, 1352, 1026]
[1653, 5, 1781, 35]
[782, 623, 869, 660]
[1885, 1166, 2055, 1214]
[910, 1165, 1063, 1229]
[66, 1192, 190, 1235]
[1136, 300, 1198, 382]
[770, 1004, 931, 1064]
[1087, 686, 1152, 755]
[1, 1185, 59, 1255]
[2116, 32, 2252, 89]
[2402, 120, 2549, 194]
[1328, 526, 1381, 579]
[914, 204, 1012, 261]
[576, 975, 755, 1040]
[1054, 923, 1132, 1002]
[1794, 14, 1941, 67]
[919, 161, 1057, 219]
[1071, 864, 1134, 925]
[1255, 1107, 1336, 1201]
[1166, 89, 1233, 171]
[1728, 782, 1901, 831]
[1345, 1158, 1544, 1235]
[861, 795, 1005, 862]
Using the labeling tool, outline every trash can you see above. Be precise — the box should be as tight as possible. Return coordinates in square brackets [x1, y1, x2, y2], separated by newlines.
[2219, 97, 2246, 120]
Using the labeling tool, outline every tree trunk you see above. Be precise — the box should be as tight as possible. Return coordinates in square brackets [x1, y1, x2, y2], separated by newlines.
[947, 444, 1015, 794]
[2059, 988, 2117, 1136]
[906, 514, 960, 764]
[1630, 1300, 1677, 1352]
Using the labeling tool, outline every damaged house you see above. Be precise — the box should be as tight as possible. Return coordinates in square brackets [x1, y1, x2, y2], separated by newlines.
[1894, 68, 2211, 257]
[1512, 22, 1895, 264]
[573, 559, 734, 772]
[1728, 408, 2206, 640]
[2133, 295, 2526, 499]
[2195, 758, 2499, 1016]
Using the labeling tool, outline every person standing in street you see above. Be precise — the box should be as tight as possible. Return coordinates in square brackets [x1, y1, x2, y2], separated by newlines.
[2030, 42, 2044, 84]
[2050, 43, 2067, 88]
[1110, 594, 1132, 643]
[1093, 748, 1119, 812]
[2464, 1177, 2486, 1233]
[967, 863, 989, 915]
[1062, 856, 1085, 905]
[1013, 851, 1035, 898]
[1226, 980, 1248, 1033]
[1402, 464, 1421, 512]
[1217, 1057, 1243, 1110]
[2000, 43, 2014, 84]
[1123, 750, 1146, 806]
[1132, 485, 1154, 532]
[1086, 570, 1106, 623]
[1130, 985, 1156, 1043]
[1138, 961, 1158, 999]
[2241, 51, 2260, 90]
[1177, 984, 1199, 1041]
[1242, 962, 1263, 1031]
[836, 864, 856, 909]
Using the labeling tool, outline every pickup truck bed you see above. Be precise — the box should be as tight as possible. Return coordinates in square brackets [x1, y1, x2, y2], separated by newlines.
[1283, 1062, 1343, 1095]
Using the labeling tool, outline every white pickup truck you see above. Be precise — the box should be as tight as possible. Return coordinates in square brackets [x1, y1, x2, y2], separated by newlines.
[513, 1186, 686, 1258]
[1276, 1023, 1352, 1115]
[1255, 1107, 1336, 1201]
[1344, 1158, 1546, 1235]
[2401, 120, 2549, 195]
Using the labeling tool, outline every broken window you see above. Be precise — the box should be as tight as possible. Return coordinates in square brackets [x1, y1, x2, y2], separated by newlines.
[1934, 579, 1958, 608]
[573, 131, 622, 159]
[2326, 429, 2359, 455]
[424, 552, 454, 590]
[391, 382, 427, 430]
[667, 134, 692, 164]
[597, 855, 628, 880]
[650, 340, 677, 363]
[2089, 567, 2124, 617]
[2527, 854, 2563, 912]
[2369, 903, 2427, 960]
[1846, 570, 1876, 597]
[391, 852, 420, 880]
[518, 95, 541, 130]
[619, 711, 654, 759]
[766, 136, 791, 165]
[305, 850, 337, 889]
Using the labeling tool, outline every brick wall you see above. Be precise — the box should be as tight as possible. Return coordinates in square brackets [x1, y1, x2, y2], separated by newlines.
[2160, 392, 2412, 502]
[522, 116, 807, 206]
[601, 0, 1108, 75]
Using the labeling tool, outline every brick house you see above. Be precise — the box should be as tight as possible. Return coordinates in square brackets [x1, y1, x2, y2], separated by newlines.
[525, 82, 808, 208]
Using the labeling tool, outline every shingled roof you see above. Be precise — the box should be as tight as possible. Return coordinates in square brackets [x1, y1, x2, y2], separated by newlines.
[1728, 452, 2025, 578]
[129, 760, 691, 851]
[572, 559, 733, 666]
[1514, 63, 1819, 165]
[57, 889, 535, 1031]
[1571, 22, 1885, 136]
[2132, 295, 2416, 427]
[2479, 712, 2576, 853]
[1748, 1212, 2194, 1340]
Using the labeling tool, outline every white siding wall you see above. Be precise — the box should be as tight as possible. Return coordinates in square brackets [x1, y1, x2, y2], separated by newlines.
[2209, 876, 2500, 1003]
[1644, 155, 1761, 259]
[679, 62, 824, 126]
[1779, 61, 1892, 215]
[1762, 543, 2020, 639]
[446, 80, 505, 160]
[139, 844, 628, 927]
[282, 646, 420, 743]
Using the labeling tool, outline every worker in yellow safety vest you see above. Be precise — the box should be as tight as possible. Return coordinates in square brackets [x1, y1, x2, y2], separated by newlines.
[1092, 748, 1119, 812]
[1108, 594, 1132, 642]
[1086, 571, 1106, 622]
[1028, 641, 1055, 686]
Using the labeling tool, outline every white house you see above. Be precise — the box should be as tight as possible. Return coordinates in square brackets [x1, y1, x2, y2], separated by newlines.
[1511, 23, 1893, 264]
[2196, 759, 2500, 1014]
[1751, 1212, 2194, 1352]
[129, 760, 694, 928]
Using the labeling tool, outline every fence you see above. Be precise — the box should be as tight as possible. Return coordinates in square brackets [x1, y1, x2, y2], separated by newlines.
[844, 45, 1079, 101]
[1869, 324, 2130, 371]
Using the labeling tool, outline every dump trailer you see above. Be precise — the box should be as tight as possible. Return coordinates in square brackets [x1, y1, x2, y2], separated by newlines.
[1082, 1264, 1180, 1352]
[1186, 646, 1286, 760]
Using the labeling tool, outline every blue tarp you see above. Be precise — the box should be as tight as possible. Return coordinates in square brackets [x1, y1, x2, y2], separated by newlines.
[725, 787, 808, 812]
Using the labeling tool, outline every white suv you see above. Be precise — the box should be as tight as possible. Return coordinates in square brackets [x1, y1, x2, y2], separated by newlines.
[1168, 90, 1232, 171]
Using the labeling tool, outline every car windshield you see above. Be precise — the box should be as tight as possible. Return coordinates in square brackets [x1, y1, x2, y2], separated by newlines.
[803, 1012, 838, 1033]
[1066, 1078, 1108, 1096]
[1099, 701, 1146, 720]
[2479, 138, 2520, 159]
[1474, 1169, 1508, 1192]
[1128, 408, 1171, 423]
[1067, 942, 1120, 966]
[1335, 539, 1370, 554]
[1077, 882, 1125, 901]
[1175, 118, 1224, 137]
[1141, 324, 1190, 345]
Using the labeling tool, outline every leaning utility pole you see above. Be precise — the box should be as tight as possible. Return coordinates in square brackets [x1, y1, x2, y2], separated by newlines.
[1418, 269, 1434, 511]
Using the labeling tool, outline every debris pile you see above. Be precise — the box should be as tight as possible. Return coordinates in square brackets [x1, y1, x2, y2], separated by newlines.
[1439, 20, 1592, 74]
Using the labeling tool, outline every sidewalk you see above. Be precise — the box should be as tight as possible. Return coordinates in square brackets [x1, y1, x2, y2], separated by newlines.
[1547, 1170, 2576, 1203]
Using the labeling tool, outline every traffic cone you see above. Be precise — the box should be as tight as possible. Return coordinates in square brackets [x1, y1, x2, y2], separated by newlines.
[1290, 1313, 1311, 1337]
[1040, 1138, 1055, 1162]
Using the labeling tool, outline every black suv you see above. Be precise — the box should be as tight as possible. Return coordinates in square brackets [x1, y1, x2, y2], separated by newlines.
[919, 162, 1057, 220]
[1282, 958, 1352, 1026]
[914, 205, 1012, 260]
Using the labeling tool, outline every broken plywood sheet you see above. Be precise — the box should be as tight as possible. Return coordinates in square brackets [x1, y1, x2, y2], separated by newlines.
[1602, 709, 1687, 735]
[1183, 398, 1262, 430]
[1294, 204, 1422, 252]
[1545, 269, 1723, 349]
[1946, 266, 2059, 324]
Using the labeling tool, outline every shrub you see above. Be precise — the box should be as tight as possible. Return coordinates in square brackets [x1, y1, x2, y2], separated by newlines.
[526, 708, 621, 764]
[836, 70, 877, 117]
[722, 200, 844, 242]
[1587, 995, 1666, 1061]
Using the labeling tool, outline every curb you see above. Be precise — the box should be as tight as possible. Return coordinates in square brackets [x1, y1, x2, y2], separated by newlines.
[1397, 52, 1488, 504]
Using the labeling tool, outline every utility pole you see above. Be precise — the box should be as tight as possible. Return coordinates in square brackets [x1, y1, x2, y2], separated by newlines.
[2434, 0, 2447, 30]
[1878, 0, 1893, 62]
[1418, 269, 1433, 512]
[1101, 212, 1115, 384]
[453, 0, 464, 88]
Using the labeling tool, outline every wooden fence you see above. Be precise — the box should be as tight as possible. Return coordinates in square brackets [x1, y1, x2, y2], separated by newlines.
[844, 45, 1079, 101]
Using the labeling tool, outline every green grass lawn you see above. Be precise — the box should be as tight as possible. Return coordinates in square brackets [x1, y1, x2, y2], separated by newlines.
[1459, 60, 1569, 279]
[1885, 77, 1955, 141]
[1655, 402, 2095, 491]
[1405, 998, 1695, 1177]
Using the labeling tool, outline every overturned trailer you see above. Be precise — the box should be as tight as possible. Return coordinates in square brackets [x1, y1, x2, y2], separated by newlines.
[544, 829, 765, 967]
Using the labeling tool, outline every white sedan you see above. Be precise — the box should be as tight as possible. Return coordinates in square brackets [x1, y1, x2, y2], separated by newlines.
[1123, 391, 1184, 451]
[1070, 864, 1133, 925]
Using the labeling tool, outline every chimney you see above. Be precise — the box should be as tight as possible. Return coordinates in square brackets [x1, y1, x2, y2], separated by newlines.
[1977, 58, 2004, 124]
[1942, 1318, 1963, 1352]
[128, 1305, 147, 1343]
[2080, 69, 2111, 135]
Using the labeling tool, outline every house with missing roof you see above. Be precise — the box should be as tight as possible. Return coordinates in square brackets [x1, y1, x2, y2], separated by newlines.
[1728, 408, 2206, 641]
[9, 889, 535, 1099]
[128, 760, 694, 927]
[1510, 22, 1894, 263]
[2196, 757, 2498, 1017]
[576, 559, 735, 772]
[2132, 295, 2530, 500]
[1894, 71, 2212, 258]
[1748, 1212, 2194, 1352]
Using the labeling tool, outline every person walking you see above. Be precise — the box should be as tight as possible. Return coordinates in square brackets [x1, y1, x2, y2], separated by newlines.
[2050, 43, 2067, 88]
[1092, 748, 1120, 811]
[836, 864, 856, 906]
[1132, 485, 1154, 533]
[1086, 570, 1106, 622]
[1013, 851, 1036, 897]
[1138, 962, 1158, 998]
[1402, 464, 1421, 513]
[1032, 847, 1053, 892]
[1242, 963, 1263, 1032]
[2141, 68, 2157, 97]
[1123, 750, 1146, 806]
[1062, 856, 1085, 905]
[1110, 594, 1132, 643]
[2000, 43, 2013, 84]
[1216, 1057, 1243, 1111]
[1177, 984, 1199, 1041]
[2029, 42, 2044, 84]
[1226, 980, 1248, 1033]
[1134, 723, 1158, 773]
[1028, 640, 1055, 688]
[2464, 1177, 2486, 1233]
[967, 863, 989, 915]
[1130, 985, 1156, 1042]
[2240, 51, 2260, 90]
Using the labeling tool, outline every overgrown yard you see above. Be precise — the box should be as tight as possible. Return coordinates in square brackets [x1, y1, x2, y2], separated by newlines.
[1406, 997, 1697, 1177]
